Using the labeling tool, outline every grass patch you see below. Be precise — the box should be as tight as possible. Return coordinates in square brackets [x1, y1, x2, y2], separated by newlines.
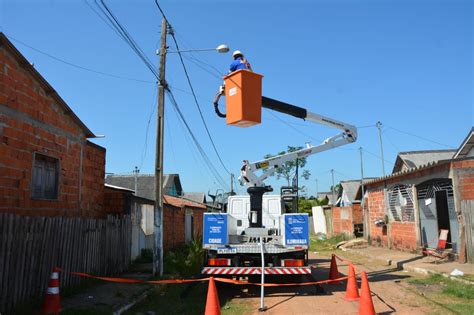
[310, 234, 347, 252]
[408, 273, 474, 299]
[445, 303, 474, 314]
[125, 282, 249, 315]
[460, 274, 474, 283]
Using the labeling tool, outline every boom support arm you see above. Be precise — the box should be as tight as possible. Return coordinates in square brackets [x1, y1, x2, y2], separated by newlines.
[239, 97, 357, 187]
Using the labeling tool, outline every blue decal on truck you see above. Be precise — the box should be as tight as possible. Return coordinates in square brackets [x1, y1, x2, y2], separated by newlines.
[203, 213, 228, 246]
[285, 214, 309, 246]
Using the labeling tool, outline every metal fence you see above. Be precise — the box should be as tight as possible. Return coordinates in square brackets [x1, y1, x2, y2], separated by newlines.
[0, 213, 131, 313]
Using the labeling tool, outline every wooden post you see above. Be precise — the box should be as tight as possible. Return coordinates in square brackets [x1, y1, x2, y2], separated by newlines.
[154, 18, 167, 276]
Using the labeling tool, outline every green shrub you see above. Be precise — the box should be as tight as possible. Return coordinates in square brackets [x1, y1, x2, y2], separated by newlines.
[164, 236, 204, 277]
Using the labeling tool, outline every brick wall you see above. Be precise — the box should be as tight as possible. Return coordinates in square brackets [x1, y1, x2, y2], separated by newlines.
[389, 222, 417, 251]
[104, 187, 127, 216]
[0, 37, 106, 218]
[352, 203, 363, 224]
[332, 206, 351, 236]
[163, 204, 205, 251]
[367, 188, 389, 248]
[331, 204, 362, 237]
[452, 159, 474, 201]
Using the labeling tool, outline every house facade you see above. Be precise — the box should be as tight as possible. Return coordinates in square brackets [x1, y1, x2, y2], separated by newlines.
[364, 129, 474, 263]
[163, 195, 206, 250]
[331, 180, 363, 237]
[0, 33, 106, 218]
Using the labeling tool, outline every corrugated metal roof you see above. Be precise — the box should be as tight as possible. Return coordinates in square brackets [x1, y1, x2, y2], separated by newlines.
[365, 159, 452, 186]
[392, 150, 455, 173]
[182, 192, 207, 204]
[454, 127, 474, 159]
[340, 180, 361, 203]
[104, 183, 134, 192]
[105, 174, 182, 200]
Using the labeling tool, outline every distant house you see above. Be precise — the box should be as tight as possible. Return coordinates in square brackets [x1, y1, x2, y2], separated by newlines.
[163, 195, 206, 249]
[0, 33, 106, 218]
[105, 173, 183, 199]
[330, 180, 363, 237]
[104, 177, 207, 253]
[392, 150, 456, 173]
[317, 191, 337, 205]
[104, 184, 154, 260]
[364, 128, 474, 263]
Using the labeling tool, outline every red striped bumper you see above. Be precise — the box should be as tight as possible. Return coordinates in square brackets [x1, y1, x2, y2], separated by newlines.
[202, 266, 311, 275]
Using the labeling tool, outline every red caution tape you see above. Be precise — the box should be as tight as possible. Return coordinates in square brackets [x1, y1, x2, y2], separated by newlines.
[59, 268, 349, 287]
[214, 276, 349, 287]
[58, 252, 357, 288]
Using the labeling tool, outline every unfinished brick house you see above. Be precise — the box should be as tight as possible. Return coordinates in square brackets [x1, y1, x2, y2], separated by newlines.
[0, 33, 105, 217]
[331, 180, 363, 237]
[163, 195, 206, 250]
[105, 174, 207, 251]
[364, 128, 474, 263]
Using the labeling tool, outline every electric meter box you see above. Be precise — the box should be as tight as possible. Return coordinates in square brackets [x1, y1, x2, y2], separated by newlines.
[224, 70, 263, 127]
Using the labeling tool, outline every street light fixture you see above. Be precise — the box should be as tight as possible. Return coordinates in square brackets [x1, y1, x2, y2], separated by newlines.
[157, 44, 230, 55]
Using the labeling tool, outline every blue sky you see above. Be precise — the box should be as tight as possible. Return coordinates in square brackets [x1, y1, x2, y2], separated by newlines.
[1, 0, 472, 196]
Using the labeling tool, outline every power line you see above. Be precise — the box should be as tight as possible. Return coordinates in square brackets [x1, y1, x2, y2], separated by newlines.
[382, 128, 401, 152]
[168, 36, 231, 175]
[154, 0, 231, 176]
[6, 34, 154, 84]
[139, 87, 158, 169]
[166, 88, 229, 190]
[385, 125, 455, 149]
[362, 148, 395, 166]
[95, 0, 159, 79]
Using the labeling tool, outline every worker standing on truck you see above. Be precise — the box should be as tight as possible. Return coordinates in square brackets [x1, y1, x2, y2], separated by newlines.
[229, 50, 252, 72]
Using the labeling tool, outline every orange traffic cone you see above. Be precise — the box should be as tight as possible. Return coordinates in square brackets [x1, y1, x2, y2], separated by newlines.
[344, 263, 359, 301]
[205, 277, 221, 315]
[358, 271, 376, 315]
[328, 254, 341, 284]
[42, 267, 61, 314]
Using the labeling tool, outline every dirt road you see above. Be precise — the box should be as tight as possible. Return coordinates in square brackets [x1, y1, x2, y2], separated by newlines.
[221, 251, 438, 315]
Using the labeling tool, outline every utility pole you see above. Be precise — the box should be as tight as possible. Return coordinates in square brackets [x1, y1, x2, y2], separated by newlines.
[230, 173, 234, 195]
[359, 147, 365, 198]
[315, 179, 318, 199]
[154, 18, 167, 277]
[376, 121, 386, 177]
[133, 166, 139, 195]
[330, 169, 335, 206]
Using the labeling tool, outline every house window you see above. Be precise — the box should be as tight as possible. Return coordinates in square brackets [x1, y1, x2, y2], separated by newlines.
[387, 185, 415, 222]
[31, 153, 59, 200]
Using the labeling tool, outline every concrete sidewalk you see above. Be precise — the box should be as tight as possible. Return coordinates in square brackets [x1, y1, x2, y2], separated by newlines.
[344, 246, 474, 278]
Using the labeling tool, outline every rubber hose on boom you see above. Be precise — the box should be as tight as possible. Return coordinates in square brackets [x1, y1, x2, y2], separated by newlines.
[213, 92, 226, 118]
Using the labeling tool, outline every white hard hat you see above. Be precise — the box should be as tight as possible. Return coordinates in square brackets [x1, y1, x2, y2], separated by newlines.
[232, 50, 243, 58]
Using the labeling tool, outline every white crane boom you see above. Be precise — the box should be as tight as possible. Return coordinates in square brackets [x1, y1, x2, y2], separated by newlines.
[239, 96, 357, 187]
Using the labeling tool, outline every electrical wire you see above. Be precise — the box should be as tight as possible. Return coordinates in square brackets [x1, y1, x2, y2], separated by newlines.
[361, 148, 395, 166]
[6, 34, 154, 84]
[168, 36, 231, 175]
[166, 88, 230, 190]
[95, 0, 159, 79]
[139, 87, 158, 170]
[384, 125, 454, 149]
[154, 0, 231, 176]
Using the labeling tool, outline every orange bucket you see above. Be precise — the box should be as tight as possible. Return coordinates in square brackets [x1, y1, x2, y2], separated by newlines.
[224, 70, 263, 127]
